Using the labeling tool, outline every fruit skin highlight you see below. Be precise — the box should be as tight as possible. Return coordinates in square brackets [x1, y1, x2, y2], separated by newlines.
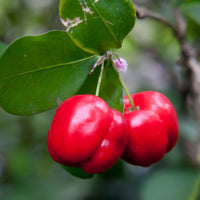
[47, 94, 128, 174]
[122, 109, 168, 167]
[123, 91, 179, 153]
[122, 91, 179, 167]
[48, 91, 179, 171]
[81, 109, 128, 174]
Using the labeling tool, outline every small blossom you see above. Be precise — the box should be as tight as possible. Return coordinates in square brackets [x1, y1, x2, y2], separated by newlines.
[114, 57, 128, 73]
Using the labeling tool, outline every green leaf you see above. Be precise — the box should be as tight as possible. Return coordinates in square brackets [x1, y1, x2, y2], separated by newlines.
[0, 31, 97, 115]
[78, 60, 123, 112]
[61, 165, 94, 179]
[59, 0, 136, 55]
[0, 41, 7, 56]
[180, 2, 200, 25]
[99, 61, 123, 112]
[99, 159, 124, 179]
[141, 169, 199, 200]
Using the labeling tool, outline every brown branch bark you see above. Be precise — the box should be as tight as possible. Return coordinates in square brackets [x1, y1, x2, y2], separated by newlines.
[134, 4, 200, 166]
[134, 5, 176, 31]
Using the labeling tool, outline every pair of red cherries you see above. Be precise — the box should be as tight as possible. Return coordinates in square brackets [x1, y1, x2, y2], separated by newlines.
[47, 91, 178, 174]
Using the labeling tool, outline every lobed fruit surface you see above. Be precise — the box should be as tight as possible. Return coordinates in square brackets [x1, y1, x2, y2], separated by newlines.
[47, 94, 128, 174]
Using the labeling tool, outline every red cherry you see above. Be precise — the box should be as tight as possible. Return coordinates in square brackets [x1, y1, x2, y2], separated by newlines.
[81, 109, 128, 173]
[123, 91, 178, 153]
[122, 110, 168, 167]
[47, 95, 128, 174]
[48, 95, 112, 164]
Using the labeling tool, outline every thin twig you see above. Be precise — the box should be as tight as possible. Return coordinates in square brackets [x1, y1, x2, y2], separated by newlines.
[134, 5, 176, 34]
[134, 3, 200, 167]
[112, 60, 135, 111]
[134, 3, 199, 92]
[95, 61, 104, 96]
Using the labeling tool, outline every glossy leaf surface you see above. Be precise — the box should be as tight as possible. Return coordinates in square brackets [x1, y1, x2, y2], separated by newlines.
[78, 60, 123, 112]
[59, 0, 136, 54]
[0, 31, 97, 115]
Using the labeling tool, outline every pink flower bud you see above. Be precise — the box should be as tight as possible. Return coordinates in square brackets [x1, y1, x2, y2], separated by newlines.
[114, 57, 128, 73]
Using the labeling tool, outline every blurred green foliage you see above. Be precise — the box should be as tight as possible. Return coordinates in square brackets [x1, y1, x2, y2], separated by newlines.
[0, 0, 200, 200]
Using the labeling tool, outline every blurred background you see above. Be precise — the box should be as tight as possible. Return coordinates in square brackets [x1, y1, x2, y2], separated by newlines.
[0, 0, 200, 199]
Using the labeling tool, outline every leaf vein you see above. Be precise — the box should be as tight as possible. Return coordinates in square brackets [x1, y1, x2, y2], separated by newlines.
[89, 0, 120, 47]
[0, 55, 96, 82]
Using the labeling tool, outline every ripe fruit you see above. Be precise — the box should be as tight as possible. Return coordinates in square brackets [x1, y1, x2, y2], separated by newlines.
[122, 110, 168, 167]
[81, 109, 128, 173]
[47, 95, 128, 174]
[123, 91, 179, 153]
[122, 91, 179, 167]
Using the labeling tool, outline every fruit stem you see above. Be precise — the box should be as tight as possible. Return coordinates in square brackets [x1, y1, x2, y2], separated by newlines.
[95, 61, 104, 97]
[112, 60, 135, 110]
